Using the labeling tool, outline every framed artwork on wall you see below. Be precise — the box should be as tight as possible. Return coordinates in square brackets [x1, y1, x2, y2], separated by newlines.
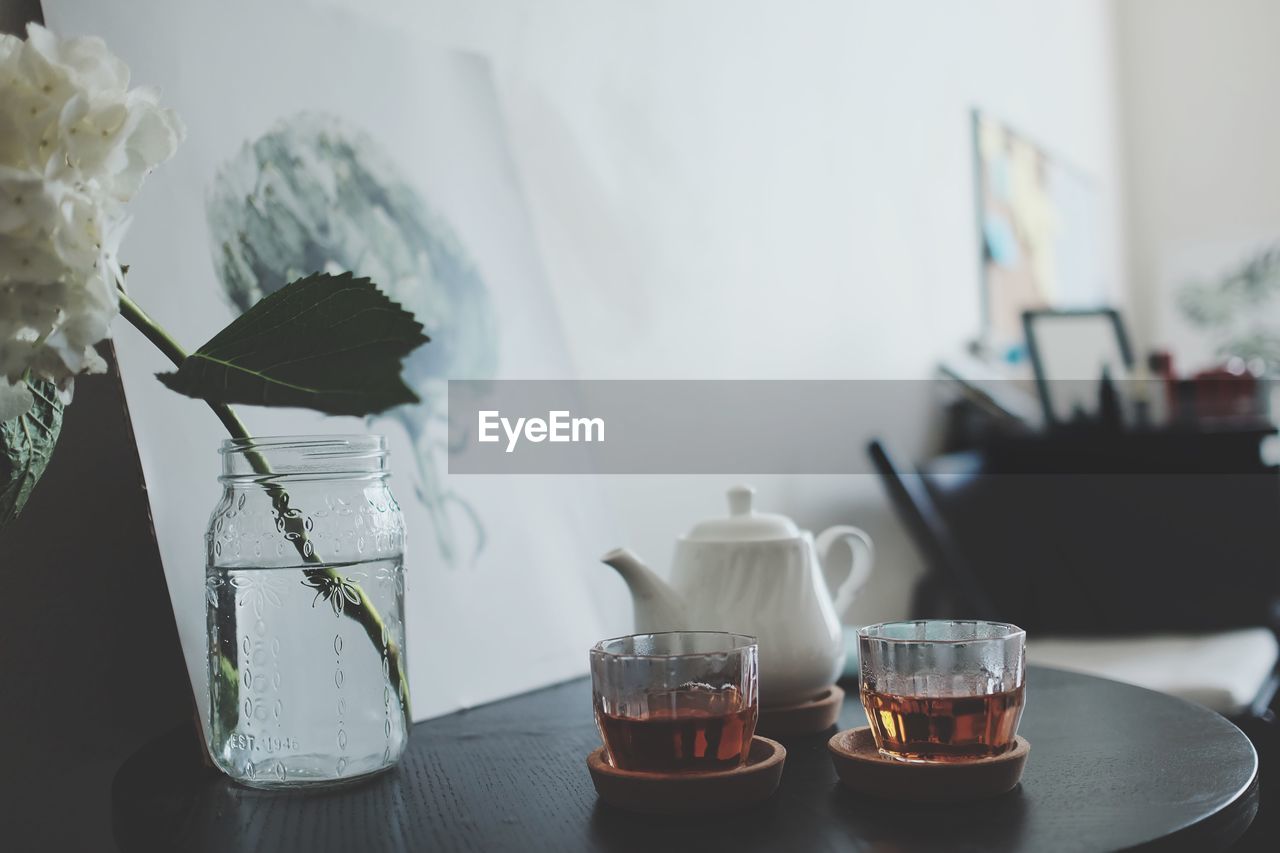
[973, 109, 1107, 362]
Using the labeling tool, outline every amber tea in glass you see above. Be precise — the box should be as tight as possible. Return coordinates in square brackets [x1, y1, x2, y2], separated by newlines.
[858, 620, 1025, 762]
[590, 632, 758, 773]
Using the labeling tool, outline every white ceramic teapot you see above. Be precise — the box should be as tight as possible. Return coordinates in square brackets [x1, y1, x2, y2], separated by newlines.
[601, 485, 874, 707]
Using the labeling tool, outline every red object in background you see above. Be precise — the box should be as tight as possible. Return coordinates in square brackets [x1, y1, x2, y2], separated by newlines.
[1148, 350, 1175, 381]
[1148, 350, 1265, 422]
[1189, 362, 1259, 419]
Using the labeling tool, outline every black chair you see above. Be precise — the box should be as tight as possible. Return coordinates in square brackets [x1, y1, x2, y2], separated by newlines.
[867, 439, 1280, 721]
[866, 440, 995, 621]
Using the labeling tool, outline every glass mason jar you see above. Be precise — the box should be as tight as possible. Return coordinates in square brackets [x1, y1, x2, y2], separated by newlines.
[205, 435, 410, 788]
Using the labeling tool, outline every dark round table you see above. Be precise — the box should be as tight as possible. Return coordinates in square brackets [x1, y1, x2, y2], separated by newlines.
[114, 666, 1258, 852]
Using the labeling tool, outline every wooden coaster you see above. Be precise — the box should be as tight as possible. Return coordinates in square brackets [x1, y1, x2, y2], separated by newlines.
[587, 736, 786, 814]
[757, 684, 844, 736]
[828, 727, 1030, 803]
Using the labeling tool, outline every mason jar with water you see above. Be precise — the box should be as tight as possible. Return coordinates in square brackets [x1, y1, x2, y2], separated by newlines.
[205, 435, 410, 788]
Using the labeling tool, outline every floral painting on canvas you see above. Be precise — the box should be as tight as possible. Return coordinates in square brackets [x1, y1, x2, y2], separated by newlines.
[41, 0, 612, 723]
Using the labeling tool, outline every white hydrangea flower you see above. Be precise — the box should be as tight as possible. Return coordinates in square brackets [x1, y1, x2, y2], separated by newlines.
[0, 23, 183, 416]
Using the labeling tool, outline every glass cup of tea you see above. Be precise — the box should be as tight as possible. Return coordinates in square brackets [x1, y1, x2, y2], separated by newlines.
[858, 620, 1026, 762]
[590, 631, 759, 773]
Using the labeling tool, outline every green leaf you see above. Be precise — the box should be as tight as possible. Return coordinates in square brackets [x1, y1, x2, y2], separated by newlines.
[157, 272, 428, 416]
[215, 653, 239, 737]
[0, 379, 65, 529]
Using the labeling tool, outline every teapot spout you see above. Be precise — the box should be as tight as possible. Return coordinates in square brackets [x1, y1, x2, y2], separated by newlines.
[601, 548, 689, 632]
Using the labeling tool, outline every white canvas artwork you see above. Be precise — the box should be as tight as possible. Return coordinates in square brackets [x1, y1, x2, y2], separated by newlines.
[43, 0, 613, 721]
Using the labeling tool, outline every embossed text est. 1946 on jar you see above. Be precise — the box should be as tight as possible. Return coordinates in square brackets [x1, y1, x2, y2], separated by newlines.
[205, 435, 410, 788]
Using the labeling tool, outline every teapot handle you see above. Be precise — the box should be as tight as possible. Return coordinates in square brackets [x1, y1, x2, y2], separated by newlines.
[815, 525, 875, 618]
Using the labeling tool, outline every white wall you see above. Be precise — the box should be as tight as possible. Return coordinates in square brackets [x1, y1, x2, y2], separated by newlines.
[30, 0, 1129, 654]
[1116, 0, 1280, 366]
[325, 0, 1129, 628]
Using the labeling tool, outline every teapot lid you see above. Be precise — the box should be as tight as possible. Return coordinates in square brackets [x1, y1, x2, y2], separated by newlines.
[683, 485, 800, 542]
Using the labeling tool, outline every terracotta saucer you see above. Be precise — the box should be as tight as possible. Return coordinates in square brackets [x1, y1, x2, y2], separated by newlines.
[758, 684, 845, 737]
[828, 727, 1030, 802]
[587, 736, 786, 814]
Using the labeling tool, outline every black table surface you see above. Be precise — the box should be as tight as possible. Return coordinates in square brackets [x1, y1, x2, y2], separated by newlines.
[114, 666, 1258, 853]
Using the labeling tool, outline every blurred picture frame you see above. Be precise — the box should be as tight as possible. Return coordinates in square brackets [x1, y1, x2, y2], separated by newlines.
[1023, 308, 1133, 425]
